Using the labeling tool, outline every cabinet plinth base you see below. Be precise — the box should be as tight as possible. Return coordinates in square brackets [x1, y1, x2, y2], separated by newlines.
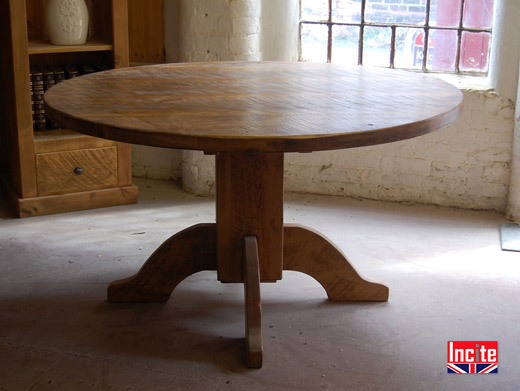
[3, 181, 138, 218]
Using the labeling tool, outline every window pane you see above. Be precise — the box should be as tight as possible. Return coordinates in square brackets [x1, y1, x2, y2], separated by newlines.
[300, 23, 329, 63]
[363, 26, 391, 67]
[331, 25, 360, 65]
[460, 31, 491, 72]
[430, 0, 462, 27]
[463, 0, 494, 29]
[427, 29, 458, 71]
[365, 0, 426, 25]
[395, 28, 424, 70]
[300, 0, 329, 21]
[332, 0, 361, 24]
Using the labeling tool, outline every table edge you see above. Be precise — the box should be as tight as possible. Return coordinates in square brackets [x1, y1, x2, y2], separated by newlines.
[45, 98, 463, 153]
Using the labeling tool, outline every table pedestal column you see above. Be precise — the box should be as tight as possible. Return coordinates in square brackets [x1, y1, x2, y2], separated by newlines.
[216, 152, 284, 283]
[107, 152, 389, 368]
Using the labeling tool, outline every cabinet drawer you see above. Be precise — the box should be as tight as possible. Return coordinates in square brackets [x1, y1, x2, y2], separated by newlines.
[36, 147, 118, 196]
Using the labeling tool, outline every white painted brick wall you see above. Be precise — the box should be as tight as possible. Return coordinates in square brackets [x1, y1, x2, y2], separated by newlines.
[131, 145, 182, 181]
[178, 0, 261, 61]
[181, 150, 215, 196]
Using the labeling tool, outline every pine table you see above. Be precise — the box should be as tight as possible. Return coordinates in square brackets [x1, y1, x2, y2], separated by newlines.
[45, 61, 463, 368]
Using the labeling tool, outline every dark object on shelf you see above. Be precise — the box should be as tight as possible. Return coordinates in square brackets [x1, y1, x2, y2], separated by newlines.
[64, 64, 80, 79]
[34, 63, 110, 131]
[30, 67, 46, 131]
[78, 63, 95, 75]
[52, 65, 66, 84]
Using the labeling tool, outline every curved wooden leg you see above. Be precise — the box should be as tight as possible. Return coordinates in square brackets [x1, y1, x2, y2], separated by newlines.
[243, 236, 263, 368]
[108, 223, 217, 303]
[283, 225, 389, 302]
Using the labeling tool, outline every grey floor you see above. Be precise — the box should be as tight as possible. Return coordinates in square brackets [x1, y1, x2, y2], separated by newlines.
[1, 178, 519, 390]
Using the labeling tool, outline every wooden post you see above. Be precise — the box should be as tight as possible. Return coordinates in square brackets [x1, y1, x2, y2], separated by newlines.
[216, 152, 284, 283]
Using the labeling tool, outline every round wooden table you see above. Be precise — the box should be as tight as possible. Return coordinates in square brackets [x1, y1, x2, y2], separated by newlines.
[45, 61, 463, 368]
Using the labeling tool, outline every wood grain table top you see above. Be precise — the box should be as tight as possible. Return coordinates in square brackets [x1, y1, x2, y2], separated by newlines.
[44, 61, 463, 153]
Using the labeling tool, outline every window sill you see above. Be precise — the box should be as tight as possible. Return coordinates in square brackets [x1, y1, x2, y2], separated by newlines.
[430, 73, 493, 93]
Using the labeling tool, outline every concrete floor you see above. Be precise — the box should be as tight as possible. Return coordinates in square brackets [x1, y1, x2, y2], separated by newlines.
[1, 177, 519, 390]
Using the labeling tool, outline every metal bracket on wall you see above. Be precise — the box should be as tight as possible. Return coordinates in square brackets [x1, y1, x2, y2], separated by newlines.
[500, 223, 520, 252]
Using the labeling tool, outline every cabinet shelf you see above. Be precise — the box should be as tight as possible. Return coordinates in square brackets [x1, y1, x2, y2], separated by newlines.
[34, 129, 116, 154]
[28, 37, 113, 55]
[34, 129, 85, 142]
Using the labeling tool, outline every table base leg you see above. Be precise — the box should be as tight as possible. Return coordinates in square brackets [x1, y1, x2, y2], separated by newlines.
[107, 223, 388, 303]
[106, 222, 387, 368]
[243, 236, 263, 368]
[107, 223, 217, 303]
[283, 225, 389, 302]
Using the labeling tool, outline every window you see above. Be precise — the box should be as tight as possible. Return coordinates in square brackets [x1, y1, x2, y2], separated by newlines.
[299, 0, 495, 74]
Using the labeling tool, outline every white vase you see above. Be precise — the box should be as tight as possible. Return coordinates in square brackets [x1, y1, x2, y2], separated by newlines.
[46, 0, 89, 45]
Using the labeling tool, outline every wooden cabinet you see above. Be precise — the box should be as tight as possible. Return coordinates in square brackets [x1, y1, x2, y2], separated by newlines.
[1, 0, 138, 217]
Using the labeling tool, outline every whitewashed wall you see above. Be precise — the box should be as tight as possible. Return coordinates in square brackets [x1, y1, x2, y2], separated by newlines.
[132, 0, 518, 213]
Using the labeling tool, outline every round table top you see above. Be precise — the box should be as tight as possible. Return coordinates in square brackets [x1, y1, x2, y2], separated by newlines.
[44, 61, 463, 153]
